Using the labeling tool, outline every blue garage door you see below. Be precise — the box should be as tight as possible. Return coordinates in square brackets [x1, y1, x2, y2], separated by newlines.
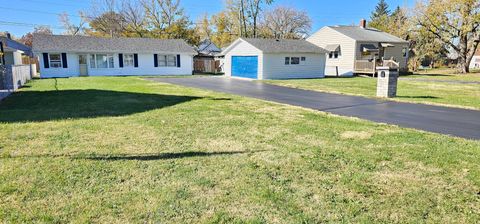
[231, 56, 258, 79]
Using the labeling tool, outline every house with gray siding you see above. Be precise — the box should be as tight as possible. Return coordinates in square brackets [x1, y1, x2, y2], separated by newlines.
[0, 34, 32, 66]
[307, 20, 409, 76]
[221, 38, 327, 80]
[33, 34, 196, 78]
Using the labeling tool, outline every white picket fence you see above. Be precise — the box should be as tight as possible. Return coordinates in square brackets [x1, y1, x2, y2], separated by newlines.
[0, 64, 35, 101]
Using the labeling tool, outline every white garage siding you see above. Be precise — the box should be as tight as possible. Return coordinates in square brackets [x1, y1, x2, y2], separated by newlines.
[307, 27, 356, 76]
[38, 53, 193, 78]
[470, 56, 480, 69]
[262, 53, 325, 79]
[223, 40, 263, 79]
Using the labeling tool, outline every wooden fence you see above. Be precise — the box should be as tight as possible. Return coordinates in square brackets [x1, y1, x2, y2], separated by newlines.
[194, 59, 221, 74]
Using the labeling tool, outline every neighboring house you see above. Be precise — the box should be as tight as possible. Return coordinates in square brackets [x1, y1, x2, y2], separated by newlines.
[194, 39, 223, 73]
[221, 38, 327, 80]
[307, 20, 409, 76]
[0, 33, 32, 66]
[469, 47, 480, 69]
[33, 34, 196, 78]
[197, 39, 222, 56]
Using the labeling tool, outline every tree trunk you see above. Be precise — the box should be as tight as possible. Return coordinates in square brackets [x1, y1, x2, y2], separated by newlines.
[457, 35, 469, 73]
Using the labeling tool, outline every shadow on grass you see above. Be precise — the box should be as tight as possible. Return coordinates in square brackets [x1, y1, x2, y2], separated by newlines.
[1, 151, 257, 161]
[397, 95, 440, 99]
[0, 89, 202, 123]
[84, 151, 250, 161]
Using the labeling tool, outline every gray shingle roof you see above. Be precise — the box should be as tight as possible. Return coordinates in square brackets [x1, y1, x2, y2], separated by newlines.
[241, 38, 327, 53]
[33, 34, 196, 54]
[328, 26, 409, 43]
[0, 36, 32, 55]
[197, 39, 221, 55]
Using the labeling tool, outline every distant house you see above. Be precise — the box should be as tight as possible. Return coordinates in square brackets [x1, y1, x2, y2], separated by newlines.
[194, 39, 223, 73]
[221, 38, 327, 80]
[469, 47, 480, 69]
[197, 39, 222, 56]
[33, 34, 196, 78]
[0, 33, 32, 66]
[307, 20, 409, 76]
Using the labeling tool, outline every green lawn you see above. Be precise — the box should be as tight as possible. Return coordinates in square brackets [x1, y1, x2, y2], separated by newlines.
[1, 77, 479, 223]
[264, 71, 480, 110]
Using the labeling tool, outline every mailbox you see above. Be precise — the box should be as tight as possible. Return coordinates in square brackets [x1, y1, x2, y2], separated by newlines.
[376, 66, 398, 98]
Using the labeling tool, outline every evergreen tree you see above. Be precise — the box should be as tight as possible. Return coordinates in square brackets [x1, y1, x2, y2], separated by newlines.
[371, 0, 390, 19]
[369, 0, 391, 31]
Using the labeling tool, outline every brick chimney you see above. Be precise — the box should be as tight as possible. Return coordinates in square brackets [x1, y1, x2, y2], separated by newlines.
[360, 19, 367, 28]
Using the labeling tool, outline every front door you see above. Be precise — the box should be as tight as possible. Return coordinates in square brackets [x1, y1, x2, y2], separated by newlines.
[79, 54, 88, 76]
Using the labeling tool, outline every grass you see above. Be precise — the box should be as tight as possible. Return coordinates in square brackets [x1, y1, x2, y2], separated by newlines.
[264, 70, 480, 110]
[1, 77, 479, 223]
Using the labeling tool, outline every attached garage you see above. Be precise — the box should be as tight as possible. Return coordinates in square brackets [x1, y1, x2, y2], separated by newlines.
[222, 38, 327, 80]
[231, 56, 258, 79]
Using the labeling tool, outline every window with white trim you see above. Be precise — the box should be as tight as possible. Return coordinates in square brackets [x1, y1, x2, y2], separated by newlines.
[123, 54, 134, 67]
[285, 57, 290, 65]
[158, 55, 177, 67]
[49, 53, 62, 68]
[90, 54, 114, 68]
[402, 47, 408, 57]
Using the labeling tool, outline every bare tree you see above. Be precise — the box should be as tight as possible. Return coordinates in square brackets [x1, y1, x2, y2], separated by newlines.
[121, 0, 147, 37]
[59, 12, 88, 35]
[87, 0, 127, 37]
[246, 0, 273, 37]
[260, 6, 311, 39]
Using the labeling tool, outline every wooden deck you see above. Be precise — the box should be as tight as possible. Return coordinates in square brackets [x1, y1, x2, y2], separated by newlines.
[354, 59, 400, 75]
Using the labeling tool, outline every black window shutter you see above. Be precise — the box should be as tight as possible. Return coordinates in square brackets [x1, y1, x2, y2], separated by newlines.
[42, 53, 49, 68]
[134, 54, 138, 67]
[176, 54, 181, 67]
[154, 54, 158, 67]
[61, 53, 68, 68]
[119, 54, 124, 67]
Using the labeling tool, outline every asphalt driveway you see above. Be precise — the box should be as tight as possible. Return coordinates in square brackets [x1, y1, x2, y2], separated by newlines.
[147, 76, 480, 140]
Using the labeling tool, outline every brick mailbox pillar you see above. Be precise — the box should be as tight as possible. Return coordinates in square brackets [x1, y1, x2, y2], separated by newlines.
[376, 67, 399, 98]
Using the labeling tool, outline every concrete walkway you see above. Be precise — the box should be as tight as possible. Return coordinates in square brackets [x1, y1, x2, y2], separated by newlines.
[147, 77, 480, 140]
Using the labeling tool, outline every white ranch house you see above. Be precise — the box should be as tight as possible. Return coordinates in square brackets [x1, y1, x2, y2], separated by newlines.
[307, 20, 410, 76]
[469, 48, 480, 69]
[221, 38, 327, 80]
[33, 35, 196, 78]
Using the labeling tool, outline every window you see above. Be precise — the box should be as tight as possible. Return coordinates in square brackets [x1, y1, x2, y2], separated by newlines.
[291, 57, 300, 65]
[158, 55, 177, 67]
[49, 53, 62, 68]
[285, 57, 290, 65]
[123, 54, 134, 67]
[90, 54, 114, 68]
[301, 57, 306, 61]
[402, 47, 408, 57]
[329, 52, 339, 59]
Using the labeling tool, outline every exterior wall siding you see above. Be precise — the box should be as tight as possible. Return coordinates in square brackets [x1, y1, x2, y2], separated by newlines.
[383, 44, 409, 70]
[307, 27, 356, 76]
[470, 56, 480, 69]
[38, 52, 193, 78]
[262, 53, 325, 79]
[223, 40, 263, 79]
